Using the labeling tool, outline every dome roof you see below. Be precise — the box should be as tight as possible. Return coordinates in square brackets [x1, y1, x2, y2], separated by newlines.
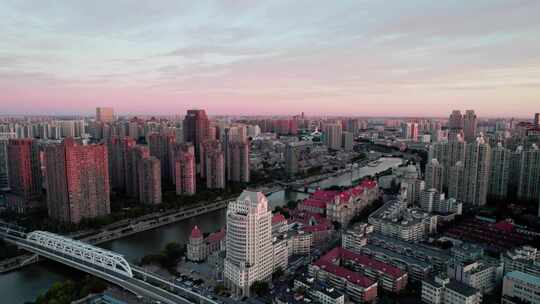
[190, 225, 203, 239]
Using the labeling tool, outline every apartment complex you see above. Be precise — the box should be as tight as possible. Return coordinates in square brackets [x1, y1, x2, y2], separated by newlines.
[44, 138, 110, 223]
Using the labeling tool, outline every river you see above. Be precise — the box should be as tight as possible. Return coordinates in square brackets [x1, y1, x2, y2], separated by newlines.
[0, 157, 402, 303]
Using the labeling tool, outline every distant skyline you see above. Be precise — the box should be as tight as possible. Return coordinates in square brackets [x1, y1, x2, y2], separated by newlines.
[1, 1, 539, 117]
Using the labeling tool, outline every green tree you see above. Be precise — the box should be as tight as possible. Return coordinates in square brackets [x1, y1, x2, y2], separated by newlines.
[286, 200, 299, 210]
[250, 281, 270, 297]
[272, 267, 284, 280]
[214, 284, 228, 296]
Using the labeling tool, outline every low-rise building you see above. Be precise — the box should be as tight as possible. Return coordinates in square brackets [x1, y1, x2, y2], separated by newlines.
[420, 188, 462, 215]
[422, 274, 482, 304]
[342, 223, 373, 254]
[186, 226, 226, 262]
[273, 236, 289, 272]
[310, 247, 407, 294]
[272, 213, 288, 235]
[502, 271, 540, 304]
[502, 245, 540, 276]
[294, 277, 345, 304]
[308, 260, 378, 303]
[368, 200, 438, 241]
[368, 232, 451, 274]
[298, 180, 378, 226]
[447, 243, 503, 294]
[287, 230, 312, 256]
[289, 211, 334, 245]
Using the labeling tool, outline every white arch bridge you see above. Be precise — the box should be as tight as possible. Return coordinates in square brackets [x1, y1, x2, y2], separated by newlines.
[0, 226, 218, 304]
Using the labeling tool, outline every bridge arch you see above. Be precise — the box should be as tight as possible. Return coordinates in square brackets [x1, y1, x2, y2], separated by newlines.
[26, 231, 133, 278]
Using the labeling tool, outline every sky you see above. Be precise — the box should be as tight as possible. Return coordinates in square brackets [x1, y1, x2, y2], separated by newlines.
[1, 0, 539, 117]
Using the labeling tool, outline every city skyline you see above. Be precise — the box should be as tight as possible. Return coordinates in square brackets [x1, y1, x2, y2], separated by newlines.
[1, 0, 540, 117]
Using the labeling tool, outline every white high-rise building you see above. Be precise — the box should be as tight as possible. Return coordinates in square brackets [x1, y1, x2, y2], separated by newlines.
[224, 190, 274, 297]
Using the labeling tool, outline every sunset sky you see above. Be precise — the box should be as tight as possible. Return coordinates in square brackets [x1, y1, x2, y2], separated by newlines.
[1, 0, 539, 117]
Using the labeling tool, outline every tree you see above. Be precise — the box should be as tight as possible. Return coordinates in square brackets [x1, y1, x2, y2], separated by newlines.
[214, 284, 228, 296]
[272, 267, 284, 280]
[332, 221, 342, 231]
[250, 281, 270, 297]
[165, 242, 184, 261]
[286, 200, 299, 210]
[34, 276, 107, 304]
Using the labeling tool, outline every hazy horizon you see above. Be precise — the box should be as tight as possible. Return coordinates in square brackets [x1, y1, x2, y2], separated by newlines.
[1, 1, 539, 117]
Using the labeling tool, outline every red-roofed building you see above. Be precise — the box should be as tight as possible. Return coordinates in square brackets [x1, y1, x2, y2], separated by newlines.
[494, 220, 514, 233]
[272, 213, 288, 235]
[187, 226, 226, 262]
[290, 211, 334, 244]
[298, 198, 327, 214]
[327, 181, 379, 226]
[311, 247, 407, 294]
[190, 225, 203, 239]
[187, 225, 204, 261]
[309, 249, 378, 303]
[298, 180, 379, 226]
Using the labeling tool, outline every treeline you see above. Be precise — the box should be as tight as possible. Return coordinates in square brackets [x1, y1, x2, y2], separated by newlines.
[32, 275, 107, 304]
[139, 242, 185, 273]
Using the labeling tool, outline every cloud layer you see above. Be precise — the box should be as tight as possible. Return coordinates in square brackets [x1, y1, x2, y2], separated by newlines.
[1, 0, 539, 117]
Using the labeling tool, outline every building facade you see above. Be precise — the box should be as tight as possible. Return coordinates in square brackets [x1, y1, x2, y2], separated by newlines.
[7, 138, 42, 210]
[96, 107, 114, 123]
[171, 143, 196, 196]
[205, 145, 225, 189]
[44, 138, 110, 223]
[425, 159, 445, 193]
[107, 136, 136, 192]
[224, 191, 274, 297]
[324, 123, 342, 150]
[502, 271, 540, 304]
[126, 145, 150, 199]
[183, 109, 209, 164]
[489, 143, 510, 199]
[148, 133, 175, 184]
[228, 140, 250, 183]
[422, 275, 482, 304]
[138, 156, 162, 205]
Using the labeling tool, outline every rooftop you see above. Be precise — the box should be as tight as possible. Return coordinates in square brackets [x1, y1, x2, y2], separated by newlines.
[190, 225, 203, 239]
[205, 229, 225, 243]
[319, 247, 405, 279]
[506, 271, 540, 286]
[363, 244, 432, 270]
[313, 260, 375, 288]
[272, 213, 287, 225]
[423, 276, 479, 297]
